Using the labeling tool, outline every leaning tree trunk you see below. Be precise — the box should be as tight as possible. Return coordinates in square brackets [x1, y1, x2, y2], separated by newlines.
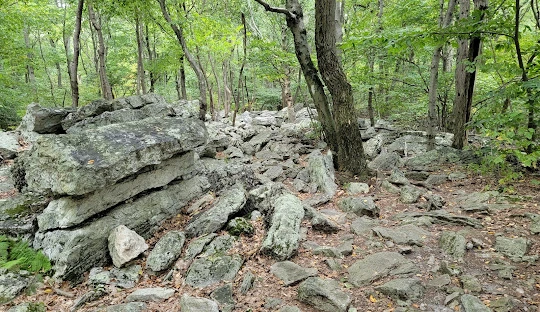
[427, 0, 456, 150]
[315, 0, 368, 176]
[158, 0, 207, 120]
[88, 2, 113, 100]
[68, 0, 84, 108]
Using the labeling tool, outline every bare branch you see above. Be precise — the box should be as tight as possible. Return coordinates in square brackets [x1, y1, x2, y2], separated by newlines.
[253, 0, 295, 19]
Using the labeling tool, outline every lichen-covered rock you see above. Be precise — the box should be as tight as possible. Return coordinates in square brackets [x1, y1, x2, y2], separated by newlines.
[270, 261, 318, 286]
[337, 196, 379, 218]
[180, 294, 219, 312]
[495, 236, 536, 262]
[226, 217, 254, 237]
[108, 225, 148, 268]
[375, 278, 425, 301]
[105, 302, 147, 312]
[308, 150, 337, 196]
[0, 131, 20, 159]
[372, 224, 430, 246]
[185, 184, 247, 238]
[125, 287, 175, 302]
[0, 272, 29, 304]
[348, 252, 417, 286]
[15, 116, 207, 196]
[18, 103, 72, 134]
[297, 277, 351, 312]
[261, 194, 305, 260]
[146, 231, 186, 272]
[400, 185, 423, 204]
[185, 254, 243, 288]
[368, 152, 401, 171]
[439, 231, 466, 259]
[461, 294, 491, 312]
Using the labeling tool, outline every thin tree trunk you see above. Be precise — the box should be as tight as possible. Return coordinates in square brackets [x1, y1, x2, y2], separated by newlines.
[68, 0, 84, 108]
[367, 56, 375, 127]
[196, 47, 215, 120]
[135, 14, 147, 95]
[178, 55, 187, 100]
[37, 30, 57, 102]
[50, 38, 62, 88]
[209, 53, 222, 113]
[427, 0, 456, 150]
[145, 25, 157, 92]
[158, 0, 207, 121]
[232, 13, 248, 126]
[223, 60, 231, 117]
[88, 2, 113, 100]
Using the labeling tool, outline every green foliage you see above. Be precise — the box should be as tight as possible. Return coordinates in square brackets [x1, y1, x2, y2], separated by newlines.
[0, 236, 52, 273]
[252, 87, 281, 111]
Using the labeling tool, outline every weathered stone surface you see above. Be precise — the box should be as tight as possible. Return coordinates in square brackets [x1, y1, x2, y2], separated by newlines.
[185, 254, 243, 288]
[270, 261, 318, 286]
[34, 176, 208, 282]
[304, 205, 340, 233]
[199, 234, 236, 257]
[16, 117, 207, 196]
[146, 230, 185, 272]
[307, 150, 337, 195]
[348, 252, 417, 286]
[350, 217, 379, 236]
[183, 233, 217, 261]
[460, 275, 482, 293]
[527, 213, 540, 234]
[389, 169, 409, 185]
[394, 210, 482, 228]
[210, 284, 235, 312]
[105, 302, 147, 312]
[0, 272, 29, 304]
[425, 174, 448, 186]
[439, 231, 466, 259]
[400, 185, 422, 204]
[239, 271, 255, 294]
[346, 182, 370, 195]
[108, 225, 148, 268]
[279, 306, 301, 312]
[372, 224, 430, 246]
[460, 294, 491, 312]
[37, 151, 197, 231]
[337, 196, 379, 218]
[368, 152, 401, 171]
[125, 287, 175, 302]
[7, 302, 46, 312]
[495, 236, 535, 262]
[185, 184, 247, 238]
[261, 194, 305, 260]
[381, 180, 401, 194]
[18, 103, 72, 134]
[375, 278, 425, 301]
[110, 265, 141, 289]
[0, 131, 20, 159]
[226, 217, 254, 237]
[297, 277, 351, 312]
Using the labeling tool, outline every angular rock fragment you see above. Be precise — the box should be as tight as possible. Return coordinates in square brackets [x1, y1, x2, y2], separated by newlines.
[125, 287, 175, 302]
[108, 225, 148, 268]
[375, 278, 425, 301]
[297, 277, 351, 312]
[348, 252, 417, 286]
[146, 231, 185, 272]
[270, 261, 318, 286]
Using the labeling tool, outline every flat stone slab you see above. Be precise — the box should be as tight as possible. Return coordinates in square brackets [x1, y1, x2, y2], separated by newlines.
[375, 278, 425, 301]
[297, 277, 351, 312]
[125, 287, 175, 302]
[0, 131, 20, 159]
[185, 254, 243, 288]
[105, 302, 147, 312]
[350, 216, 379, 236]
[146, 230, 186, 272]
[348, 251, 417, 286]
[495, 236, 537, 262]
[16, 116, 207, 196]
[372, 224, 430, 246]
[180, 294, 219, 312]
[439, 231, 466, 259]
[461, 294, 490, 312]
[270, 261, 318, 286]
[337, 196, 379, 218]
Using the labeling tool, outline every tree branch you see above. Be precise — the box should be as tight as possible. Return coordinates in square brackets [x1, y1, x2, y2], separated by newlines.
[253, 0, 295, 19]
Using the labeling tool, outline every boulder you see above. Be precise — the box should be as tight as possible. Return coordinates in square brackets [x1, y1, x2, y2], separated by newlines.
[18, 103, 72, 134]
[210, 284, 235, 312]
[337, 196, 379, 218]
[226, 217, 254, 237]
[348, 252, 417, 286]
[350, 216, 379, 236]
[146, 231, 186, 272]
[400, 185, 423, 204]
[108, 225, 148, 268]
[270, 261, 318, 286]
[185, 183, 247, 238]
[297, 277, 351, 312]
[183, 233, 218, 261]
[105, 302, 147, 312]
[0, 272, 29, 304]
[15, 117, 207, 196]
[185, 254, 243, 288]
[439, 231, 466, 259]
[125, 287, 175, 302]
[495, 236, 535, 262]
[346, 182, 370, 195]
[307, 150, 337, 196]
[37, 151, 197, 231]
[460, 294, 491, 312]
[375, 278, 425, 301]
[372, 224, 430, 246]
[261, 194, 305, 260]
[368, 152, 401, 171]
[389, 169, 409, 185]
[34, 176, 209, 282]
[0, 131, 20, 159]
[180, 294, 219, 312]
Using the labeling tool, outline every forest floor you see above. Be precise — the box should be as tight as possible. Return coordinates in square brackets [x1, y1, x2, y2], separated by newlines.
[5, 160, 540, 312]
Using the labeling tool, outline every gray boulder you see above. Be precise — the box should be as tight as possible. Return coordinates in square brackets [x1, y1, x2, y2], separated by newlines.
[15, 116, 207, 196]
[183, 233, 218, 261]
[439, 231, 466, 259]
[18, 103, 72, 134]
[210, 284, 235, 312]
[261, 194, 305, 260]
[337, 196, 379, 218]
[185, 254, 243, 288]
[0, 272, 29, 304]
[146, 231, 186, 272]
[7, 303, 46, 312]
[461, 294, 491, 312]
[368, 152, 401, 171]
[372, 224, 430, 246]
[297, 277, 351, 312]
[270, 261, 318, 286]
[350, 216, 379, 236]
[108, 225, 148, 268]
[34, 175, 209, 282]
[105, 302, 147, 312]
[346, 182, 370, 195]
[125, 287, 175, 302]
[0, 131, 20, 159]
[375, 278, 425, 301]
[308, 150, 337, 196]
[180, 294, 219, 312]
[348, 252, 417, 286]
[185, 183, 247, 238]
[495, 236, 535, 262]
[389, 169, 409, 185]
[400, 185, 423, 204]
[37, 151, 197, 231]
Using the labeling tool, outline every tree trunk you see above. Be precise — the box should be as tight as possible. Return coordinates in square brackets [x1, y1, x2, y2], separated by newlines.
[232, 13, 248, 126]
[50, 39, 62, 88]
[427, 0, 456, 150]
[135, 14, 147, 95]
[23, 27, 36, 85]
[158, 0, 207, 121]
[145, 25, 157, 92]
[315, 0, 368, 176]
[223, 60, 232, 117]
[88, 2, 113, 100]
[209, 53, 222, 112]
[68, 0, 84, 108]
[367, 56, 375, 127]
[177, 55, 187, 100]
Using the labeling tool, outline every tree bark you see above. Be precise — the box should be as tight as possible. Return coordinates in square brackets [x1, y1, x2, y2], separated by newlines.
[315, 0, 368, 176]
[68, 0, 84, 108]
[135, 14, 147, 95]
[427, 0, 456, 150]
[145, 25, 157, 92]
[158, 0, 207, 121]
[232, 13, 248, 126]
[88, 1, 113, 100]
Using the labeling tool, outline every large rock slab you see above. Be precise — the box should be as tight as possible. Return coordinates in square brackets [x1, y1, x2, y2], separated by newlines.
[185, 184, 247, 238]
[461, 294, 491, 312]
[15, 116, 207, 196]
[180, 294, 219, 312]
[0, 131, 20, 159]
[348, 252, 417, 286]
[270, 261, 318, 286]
[125, 287, 175, 302]
[261, 194, 305, 260]
[439, 231, 466, 259]
[184, 254, 243, 288]
[308, 150, 337, 196]
[297, 277, 351, 312]
[337, 196, 380, 218]
[0, 272, 29, 304]
[375, 278, 425, 301]
[37, 151, 197, 231]
[146, 231, 186, 272]
[368, 152, 401, 171]
[105, 302, 147, 312]
[108, 225, 148, 268]
[495, 236, 536, 262]
[372, 224, 429, 246]
[34, 175, 209, 282]
[18, 103, 72, 134]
